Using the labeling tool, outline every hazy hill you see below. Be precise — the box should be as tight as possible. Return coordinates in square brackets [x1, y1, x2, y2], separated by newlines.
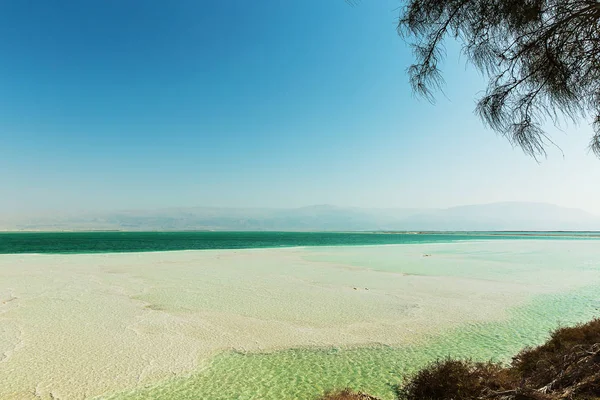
[1, 202, 598, 232]
[398, 202, 600, 231]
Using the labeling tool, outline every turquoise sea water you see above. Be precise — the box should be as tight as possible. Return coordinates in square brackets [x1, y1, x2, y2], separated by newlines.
[0, 231, 598, 254]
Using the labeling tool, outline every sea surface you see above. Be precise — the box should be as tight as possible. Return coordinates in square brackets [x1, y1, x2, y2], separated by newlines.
[0, 234, 599, 400]
[1, 231, 598, 254]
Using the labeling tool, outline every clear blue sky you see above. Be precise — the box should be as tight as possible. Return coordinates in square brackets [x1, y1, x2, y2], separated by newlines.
[1, 0, 599, 215]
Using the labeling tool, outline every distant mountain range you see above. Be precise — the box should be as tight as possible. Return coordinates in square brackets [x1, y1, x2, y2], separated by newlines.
[1, 202, 599, 232]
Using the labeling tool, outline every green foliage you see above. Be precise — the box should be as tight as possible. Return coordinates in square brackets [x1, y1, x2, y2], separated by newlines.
[397, 0, 600, 159]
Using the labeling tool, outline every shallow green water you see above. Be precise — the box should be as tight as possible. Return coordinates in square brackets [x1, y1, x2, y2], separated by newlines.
[1, 231, 597, 254]
[100, 284, 600, 400]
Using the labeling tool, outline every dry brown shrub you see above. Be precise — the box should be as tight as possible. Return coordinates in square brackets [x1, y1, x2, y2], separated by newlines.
[398, 359, 515, 400]
[318, 389, 381, 400]
[512, 318, 600, 398]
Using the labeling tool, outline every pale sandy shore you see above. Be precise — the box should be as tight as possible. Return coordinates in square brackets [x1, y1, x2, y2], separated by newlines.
[1, 240, 599, 399]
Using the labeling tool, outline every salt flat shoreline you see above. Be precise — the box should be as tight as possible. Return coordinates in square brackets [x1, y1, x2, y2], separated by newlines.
[1, 240, 599, 399]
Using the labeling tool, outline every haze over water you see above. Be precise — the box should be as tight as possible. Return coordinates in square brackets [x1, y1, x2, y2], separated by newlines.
[1, 234, 599, 399]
